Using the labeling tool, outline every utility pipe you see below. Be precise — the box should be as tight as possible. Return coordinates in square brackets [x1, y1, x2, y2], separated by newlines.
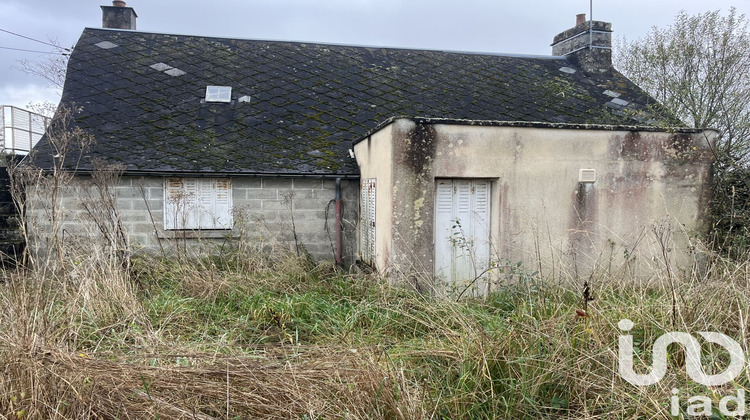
[335, 178, 343, 265]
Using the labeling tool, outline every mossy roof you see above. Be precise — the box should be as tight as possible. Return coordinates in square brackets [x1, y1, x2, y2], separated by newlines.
[32, 27, 678, 175]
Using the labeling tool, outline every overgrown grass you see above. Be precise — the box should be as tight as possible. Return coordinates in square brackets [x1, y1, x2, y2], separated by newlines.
[2, 246, 750, 418]
[9, 105, 747, 418]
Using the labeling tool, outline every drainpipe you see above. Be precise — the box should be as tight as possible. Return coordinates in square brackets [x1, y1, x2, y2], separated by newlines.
[335, 178, 343, 265]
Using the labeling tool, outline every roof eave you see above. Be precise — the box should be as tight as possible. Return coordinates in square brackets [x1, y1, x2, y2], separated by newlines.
[351, 117, 713, 147]
[74, 169, 361, 179]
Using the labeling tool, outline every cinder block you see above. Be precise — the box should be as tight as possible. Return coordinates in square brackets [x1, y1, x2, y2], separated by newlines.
[234, 200, 263, 214]
[305, 244, 334, 259]
[119, 212, 151, 223]
[293, 179, 323, 190]
[127, 233, 151, 246]
[293, 199, 329, 210]
[262, 200, 289, 211]
[244, 189, 279, 200]
[262, 179, 294, 190]
[293, 210, 327, 221]
[129, 199, 155, 211]
[60, 196, 80, 208]
[290, 221, 324, 235]
[312, 188, 338, 199]
[233, 178, 262, 189]
[113, 186, 142, 200]
[296, 189, 319, 200]
[146, 198, 163, 211]
[148, 186, 164, 200]
[128, 198, 162, 211]
[130, 222, 157, 235]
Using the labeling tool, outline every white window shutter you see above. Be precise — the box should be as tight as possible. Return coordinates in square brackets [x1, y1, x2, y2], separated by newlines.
[214, 178, 233, 229]
[473, 181, 489, 227]
[183, 178, 200, 229]
[164, 178, 184, 230]
[434, 180, 455, 283]
[436, 181, 452, 215]
[164, 178, 233, 230]
[456, 181, 471, 218]
[195, 179, 213, 228]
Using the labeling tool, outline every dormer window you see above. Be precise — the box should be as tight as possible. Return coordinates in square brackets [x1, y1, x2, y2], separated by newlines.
[205, 86, 232, 103]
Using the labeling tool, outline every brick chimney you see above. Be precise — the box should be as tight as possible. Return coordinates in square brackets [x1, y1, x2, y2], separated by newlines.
[551, 14, 612, 76]
[101, 1, 137, 30]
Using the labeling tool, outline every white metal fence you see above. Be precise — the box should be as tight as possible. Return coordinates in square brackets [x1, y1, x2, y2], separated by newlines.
[0, 106, 50, 155]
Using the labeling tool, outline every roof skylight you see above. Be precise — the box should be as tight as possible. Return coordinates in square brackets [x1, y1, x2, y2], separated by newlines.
[205, 86, 232, 103]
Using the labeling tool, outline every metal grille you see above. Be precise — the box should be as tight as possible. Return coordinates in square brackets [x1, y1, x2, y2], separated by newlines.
[359, 178, 376, 265]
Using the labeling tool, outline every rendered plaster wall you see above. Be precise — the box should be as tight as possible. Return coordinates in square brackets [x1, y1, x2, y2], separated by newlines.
[26, 175, 359, 264]
[364, 119, 713, 289]
[353, 123, 394, 273]
[389, 120, 440, 291]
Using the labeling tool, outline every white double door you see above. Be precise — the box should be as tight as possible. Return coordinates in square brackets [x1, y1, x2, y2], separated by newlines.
[434, 179, 491, 296]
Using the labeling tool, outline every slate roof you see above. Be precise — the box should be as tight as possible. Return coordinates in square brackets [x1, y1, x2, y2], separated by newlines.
[32, 27, 677, 176]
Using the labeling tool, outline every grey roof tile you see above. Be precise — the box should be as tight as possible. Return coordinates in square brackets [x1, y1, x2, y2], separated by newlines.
[32, 28, 680, 175]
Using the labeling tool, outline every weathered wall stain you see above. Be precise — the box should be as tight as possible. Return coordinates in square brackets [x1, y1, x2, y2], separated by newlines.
[496, 182, 520, 259]
[401, 123, 437, 173]
[354, 119, 715, 291]
[569, 182, 598, 260]
[612, 131, 663, 161]
[389, 122, 438, 290]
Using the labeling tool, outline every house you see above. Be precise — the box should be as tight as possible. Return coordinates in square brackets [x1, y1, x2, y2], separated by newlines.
[29, 3, 714, 294]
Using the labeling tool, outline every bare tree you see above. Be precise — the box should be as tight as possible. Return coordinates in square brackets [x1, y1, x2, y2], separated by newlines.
[12, 38, 71, 116]
[14, 37, 70, 88]
[616, 9, 750, 255]
[615, 8, 750, 166]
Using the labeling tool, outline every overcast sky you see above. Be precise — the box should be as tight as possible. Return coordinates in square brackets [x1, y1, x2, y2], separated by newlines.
[2, 0, 750, 110]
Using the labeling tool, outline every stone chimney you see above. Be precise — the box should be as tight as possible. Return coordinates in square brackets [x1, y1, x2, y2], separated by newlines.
[551, 14, 612, 76]
[101, 1, 137, 30]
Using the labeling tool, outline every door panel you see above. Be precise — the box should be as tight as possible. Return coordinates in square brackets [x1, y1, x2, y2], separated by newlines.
[434, 179, 491, 296]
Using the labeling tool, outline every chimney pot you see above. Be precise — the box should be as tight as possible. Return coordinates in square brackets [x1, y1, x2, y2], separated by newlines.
[576, 14, 586, 25]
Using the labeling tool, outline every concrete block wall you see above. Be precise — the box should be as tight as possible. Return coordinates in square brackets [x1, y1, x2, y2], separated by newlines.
[26, 175, 359, 264]
[230, 177, 358, 262]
